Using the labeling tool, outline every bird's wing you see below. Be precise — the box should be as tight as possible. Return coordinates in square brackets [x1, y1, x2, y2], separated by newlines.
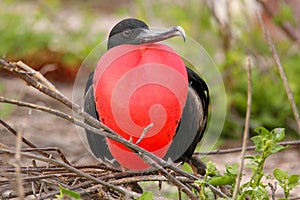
[163, 67, 209, 163]
[84, 72, 115, 162]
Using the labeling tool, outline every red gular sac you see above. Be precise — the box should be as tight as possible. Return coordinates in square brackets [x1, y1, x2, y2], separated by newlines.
[93, 43, 188, 170]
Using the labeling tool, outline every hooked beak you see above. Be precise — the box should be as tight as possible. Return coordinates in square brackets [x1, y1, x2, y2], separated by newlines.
[135, 26, 186, 44]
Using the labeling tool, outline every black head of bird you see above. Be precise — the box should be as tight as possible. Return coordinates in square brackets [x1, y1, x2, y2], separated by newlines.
[107, 18, 186, 49]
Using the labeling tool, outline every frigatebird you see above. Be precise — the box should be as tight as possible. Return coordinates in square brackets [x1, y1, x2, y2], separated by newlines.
[84, 18, 209, 173]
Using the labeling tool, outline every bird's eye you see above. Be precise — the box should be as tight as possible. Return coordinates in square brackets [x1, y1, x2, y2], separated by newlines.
[122, 29, 132, 37]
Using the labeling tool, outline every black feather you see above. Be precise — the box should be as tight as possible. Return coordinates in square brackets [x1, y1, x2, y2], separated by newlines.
[84, 72, 115, 163]
[164, 67, 209, 163]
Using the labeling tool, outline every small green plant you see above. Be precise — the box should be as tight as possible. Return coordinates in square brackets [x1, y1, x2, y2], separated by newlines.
[194, 161, 218, 199]
[138, 191, 153, 200]
[55, 185, 81, 199]
[273, 168, 299, 200]
[208, 163, 238, 190]
[239, 127, 288, 199]
[194, 127, 299, 199]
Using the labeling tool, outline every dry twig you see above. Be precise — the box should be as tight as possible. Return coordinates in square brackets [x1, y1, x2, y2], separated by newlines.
[256, 11, 300, 135]
[0, 148, 141, 198]
[232, 57, 252, 199]
[194, 140, 300, 155]
[257, 0, 300, 46]
[0, 119, 51, 159]
[15, 127, 25, 199]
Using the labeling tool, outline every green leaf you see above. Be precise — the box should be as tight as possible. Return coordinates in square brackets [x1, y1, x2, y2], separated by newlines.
[194, 179, 205, 186]
[245, 162, 257, 171]
[271, 144, 289, 154]
[208, 175, 235, 186]
[226, 163, 239, 175]
[201, 187, 215, 199]
[251, 135, 263, 152]
[271, 128, 285, 142]
[288, 174, 300, 189]
[274, 168, 288, 183]
[252, 186, 269, 199]
[56, 185, 81, 199]
[182, 162, 193, 173]
[244, 155, 256, 160]
[206, 161, 218, 176]
[254, 127, 269, 136]
[138, 191, 153, 200]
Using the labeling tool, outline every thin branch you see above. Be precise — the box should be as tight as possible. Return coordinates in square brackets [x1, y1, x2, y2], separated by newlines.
[232, 57, 252, 199]
[36, 181, 94, 200]
[109, 175, 190, 185]
[16, 61, 57, 92]
[139, 153, 197, 199]
[290, 197, 300, 200]
[0, 58, 115, 133]
[206, 182, 231, 200]
[15, 128, 25, 199]
[40, 185, 101, 200]
[0, 97, 74, 123]
[0, 147, 140, 198]
[21, 147, 70, 165]
[0, 119, 51, 159]
[256, 11, 300, 135]
[0, 173, 77, 185]
[136, 123, 153, 145]
[194, 139, 300, 155]
[268, 182, 277, 200]
[257, 0, 300, 46]
[1, 164, 117, 174]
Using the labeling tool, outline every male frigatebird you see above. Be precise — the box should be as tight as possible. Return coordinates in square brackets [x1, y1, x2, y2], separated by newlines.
[84, 18, 209, 172]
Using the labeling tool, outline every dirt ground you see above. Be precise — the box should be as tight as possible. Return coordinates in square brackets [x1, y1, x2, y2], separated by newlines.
[1, 76, 300, 198]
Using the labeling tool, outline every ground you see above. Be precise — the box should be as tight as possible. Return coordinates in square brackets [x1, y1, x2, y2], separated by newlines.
[1, 76, 299, 198]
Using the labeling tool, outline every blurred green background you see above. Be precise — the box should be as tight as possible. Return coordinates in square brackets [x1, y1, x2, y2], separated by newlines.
[1, 0, 299, 141]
